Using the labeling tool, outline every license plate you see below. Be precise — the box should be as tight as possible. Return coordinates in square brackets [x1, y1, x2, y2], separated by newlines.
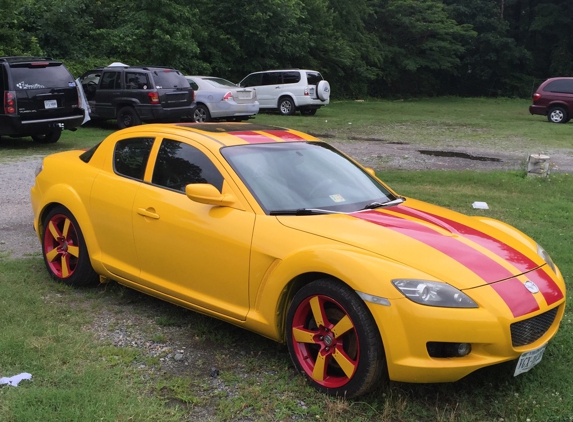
[237, 92, 251, 99]
[44, 99, 58, 109]
[514, 343, 547, 376]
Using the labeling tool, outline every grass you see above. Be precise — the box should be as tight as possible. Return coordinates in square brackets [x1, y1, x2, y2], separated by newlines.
[1, 98, 572, 421]
[1, 98, 571, 161]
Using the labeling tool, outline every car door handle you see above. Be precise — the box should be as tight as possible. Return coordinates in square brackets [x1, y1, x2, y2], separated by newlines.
[137, 208, 160, 219]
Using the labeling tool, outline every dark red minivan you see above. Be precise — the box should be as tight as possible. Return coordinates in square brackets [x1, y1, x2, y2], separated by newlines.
[529, 77, 573, 124]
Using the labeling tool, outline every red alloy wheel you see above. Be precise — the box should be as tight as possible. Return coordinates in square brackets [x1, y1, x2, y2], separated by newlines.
[290, 294, 360, 389]
[43, 213, 80, 279]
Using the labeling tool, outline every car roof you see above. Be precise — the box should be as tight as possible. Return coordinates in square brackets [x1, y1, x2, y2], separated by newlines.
[114, 122, 320, 148]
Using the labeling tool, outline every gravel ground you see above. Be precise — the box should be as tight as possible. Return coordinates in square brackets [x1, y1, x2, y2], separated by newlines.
[3, 141, 573, 420]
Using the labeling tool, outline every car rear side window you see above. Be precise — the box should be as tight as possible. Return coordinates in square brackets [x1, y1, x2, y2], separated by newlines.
[282, 71, 301, 84]
[114, 137, 154, 180]
[306, 72, 323, 86]
[151, 70, 189, 89]
[10, 65, 74, 90]
[544, 80, 573, 94]
[125, 72, 150, 89]
[152, 139, 224, 192]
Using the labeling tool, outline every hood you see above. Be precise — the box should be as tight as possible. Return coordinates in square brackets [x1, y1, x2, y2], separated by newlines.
[276, 199, 550, 290]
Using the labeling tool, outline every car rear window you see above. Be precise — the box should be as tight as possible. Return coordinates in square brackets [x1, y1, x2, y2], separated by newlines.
[10, 64, 75, 90]
[306, 72, 323, 86]
[151, 70, 189, 89]
[544, 80, 573, 94]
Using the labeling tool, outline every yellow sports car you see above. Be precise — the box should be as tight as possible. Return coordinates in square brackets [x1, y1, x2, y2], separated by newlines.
[30, 123, 566, 398]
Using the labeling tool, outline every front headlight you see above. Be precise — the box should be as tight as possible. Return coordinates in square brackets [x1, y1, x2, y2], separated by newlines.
[392, 279, 478, 308]
[537, 243, 557, 274]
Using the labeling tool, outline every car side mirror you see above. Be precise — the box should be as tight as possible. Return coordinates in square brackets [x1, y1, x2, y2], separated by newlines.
[364, 167, 376, 177]
[185, 183, 236, 207]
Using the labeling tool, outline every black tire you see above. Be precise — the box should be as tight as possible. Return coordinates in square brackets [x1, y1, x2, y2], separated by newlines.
[278, 97, 296, 116]
[117, 106, 141, 129]
[286, 278, 385, 398]
[300, 108, 317, 116]
[547, 106, 568, 124]
[32, 131, 62, 144]
[42, 206, 99, 287]
[193, 104, 211, 122]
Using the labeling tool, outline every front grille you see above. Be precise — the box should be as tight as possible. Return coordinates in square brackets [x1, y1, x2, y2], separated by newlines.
[510, 307, 558, 347]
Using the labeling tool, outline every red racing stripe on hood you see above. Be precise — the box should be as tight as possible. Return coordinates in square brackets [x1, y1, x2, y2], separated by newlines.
[391, 206, 563, 306]
[352, 210, 540, 317]
[231, 130, 306, 144]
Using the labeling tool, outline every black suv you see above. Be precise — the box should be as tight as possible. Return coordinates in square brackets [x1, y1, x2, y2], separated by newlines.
[80, 65, 195, 129]
[0, 56, 84, 143]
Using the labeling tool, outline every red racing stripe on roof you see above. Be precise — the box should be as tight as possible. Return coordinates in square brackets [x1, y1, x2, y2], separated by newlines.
[391, 206, 563, 306]
[231, 130, 306, 144]
[231, 131, 278, 144]
[352, 210, 540, 317]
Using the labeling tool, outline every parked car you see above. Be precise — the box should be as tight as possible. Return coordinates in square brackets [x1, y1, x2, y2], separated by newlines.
[529, 77, 573, 123]
[0, 56, 85, 143]
[79, 65, 195, 129]
[238, 69, 330, 116]
[31, 122, 565, 398]
[185, 76, 258, 122]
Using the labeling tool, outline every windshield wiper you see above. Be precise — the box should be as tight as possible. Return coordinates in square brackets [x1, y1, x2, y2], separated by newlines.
[269, 208, 337, 216]
[361, 197, 406, 210]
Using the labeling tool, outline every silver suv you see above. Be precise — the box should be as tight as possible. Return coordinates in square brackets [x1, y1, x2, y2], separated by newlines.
[239, 69, 330, 116]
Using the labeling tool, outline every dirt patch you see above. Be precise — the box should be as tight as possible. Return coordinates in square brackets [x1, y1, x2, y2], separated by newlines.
[325, 138, 573, 173]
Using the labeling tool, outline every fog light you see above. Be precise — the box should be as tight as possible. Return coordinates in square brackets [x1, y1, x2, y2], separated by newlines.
[427, 342, 472, 358]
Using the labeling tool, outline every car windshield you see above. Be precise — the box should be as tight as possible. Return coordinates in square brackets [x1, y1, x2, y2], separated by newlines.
[222, 142, 397, 214]
[203, 77, 238, 88]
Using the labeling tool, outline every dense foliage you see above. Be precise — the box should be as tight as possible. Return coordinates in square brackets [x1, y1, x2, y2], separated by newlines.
[1, 0, 571, 98]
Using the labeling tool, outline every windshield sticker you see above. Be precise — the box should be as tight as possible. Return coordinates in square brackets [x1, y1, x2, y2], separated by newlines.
[329, 194, 346, 203]
[16, 81, 45, 89]
[68, 82, 76, 87]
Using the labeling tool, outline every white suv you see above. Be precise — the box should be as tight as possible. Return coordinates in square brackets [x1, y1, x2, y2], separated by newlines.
[238, 69, 330, 116]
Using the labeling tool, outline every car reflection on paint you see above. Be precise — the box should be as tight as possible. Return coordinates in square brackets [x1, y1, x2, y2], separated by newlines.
[30, 122, 566, 398]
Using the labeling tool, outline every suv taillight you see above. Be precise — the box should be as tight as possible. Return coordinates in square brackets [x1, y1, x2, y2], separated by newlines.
[4, 91, 16, 114]
[222, 92, 233, 101]
[147, 92, 160, 104]
[533, 93, 541, 102]
[304, 88, 309, 96]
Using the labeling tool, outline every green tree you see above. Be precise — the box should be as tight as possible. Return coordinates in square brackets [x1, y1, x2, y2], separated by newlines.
[0, 0, 42, 56]
[443, 0, 532, 96]
[369, 0, 476, 96]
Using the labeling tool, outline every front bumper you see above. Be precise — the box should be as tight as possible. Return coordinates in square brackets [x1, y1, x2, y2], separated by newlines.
[367, 283, 565, 383]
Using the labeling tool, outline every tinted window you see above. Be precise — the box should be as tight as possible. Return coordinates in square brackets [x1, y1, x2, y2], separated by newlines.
[261, 72, 282, 85]
[282, 71, 301, 84]
[240, 73, 262, 87]
[152, 139, 224, 192]
[306, 72, 323, 86]
[125, 72, 150, 89]
[544, 80, 573, 94]
[151, 70, 189, 88]
[114, 137, 154, 180]
[10, 65, 75, 90]
[101, 71, 121, 90]
[186, 78, 199, 90]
